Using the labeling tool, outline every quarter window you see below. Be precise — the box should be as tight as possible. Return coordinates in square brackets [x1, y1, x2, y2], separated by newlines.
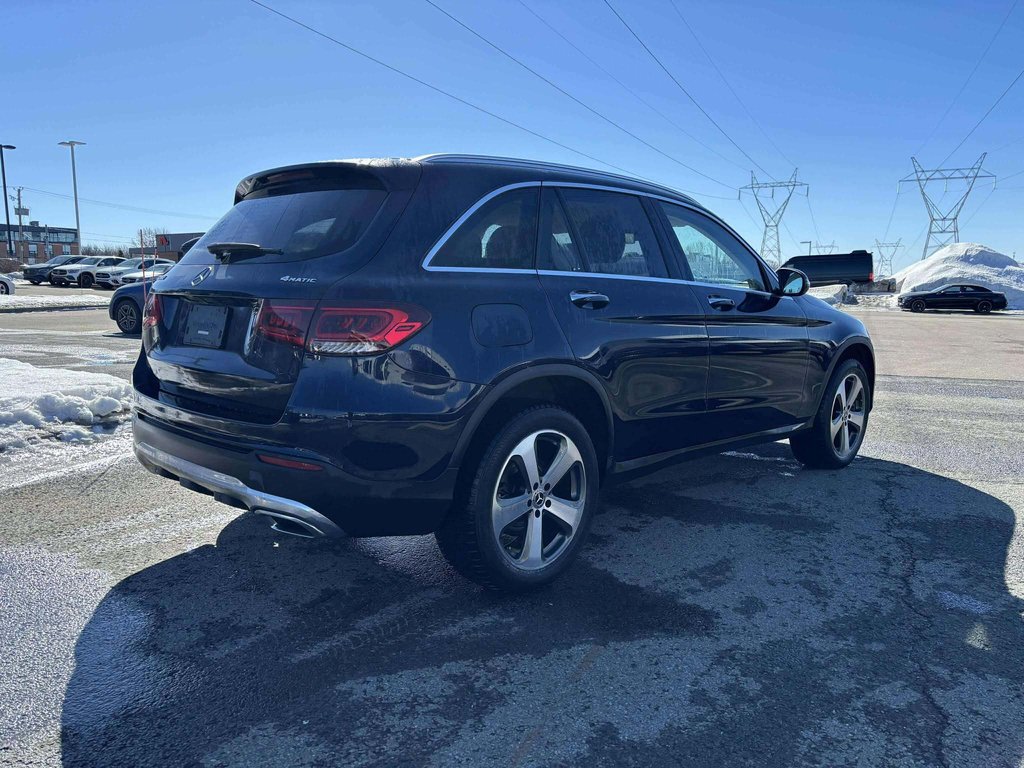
[431, 187, 539, 270]
[558, 188, 668, 278]
[659, 202, 766, 292]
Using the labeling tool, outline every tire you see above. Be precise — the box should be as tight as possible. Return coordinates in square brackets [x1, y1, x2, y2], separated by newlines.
[30, 279, 41, 285]
[910, 299, 925, 313]
[790, 359, 870, 469]
[114, 299, 141, 334]
[976, 300, 992, 314]
[435, 405, 600, 592]
[78, 273, 94, 289]
[0, 281, 8, 295]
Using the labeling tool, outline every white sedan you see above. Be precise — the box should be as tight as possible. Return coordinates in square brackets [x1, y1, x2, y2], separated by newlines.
[118, 263, 175, 284]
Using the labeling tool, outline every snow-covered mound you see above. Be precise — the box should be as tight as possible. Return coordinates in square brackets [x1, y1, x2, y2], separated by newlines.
[0, 293, 111, 312]
[0, 358, 132, 450]
[808, 283, 849, 306]
[893, 243, 1024, 309]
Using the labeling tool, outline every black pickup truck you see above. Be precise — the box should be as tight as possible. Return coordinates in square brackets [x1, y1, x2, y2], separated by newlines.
[781, 251, 874, 286]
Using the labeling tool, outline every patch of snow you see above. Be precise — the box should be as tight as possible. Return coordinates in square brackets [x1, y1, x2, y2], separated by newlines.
[807, 283, 849, 306]
[0, 293, 111, 312]
[850, 293, 898, 310]
[0, 358, 132, 451]
[893, 243, 1024, 309]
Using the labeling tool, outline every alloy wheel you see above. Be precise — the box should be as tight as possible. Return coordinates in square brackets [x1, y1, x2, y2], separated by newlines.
[0, 282, 8, 295]
[491, 429, 586, 570]
[116, 302, 139, 333]
[830, 373, 866, 460]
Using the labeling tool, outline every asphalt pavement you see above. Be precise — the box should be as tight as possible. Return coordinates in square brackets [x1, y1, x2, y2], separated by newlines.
[1, 305, 1022, 767]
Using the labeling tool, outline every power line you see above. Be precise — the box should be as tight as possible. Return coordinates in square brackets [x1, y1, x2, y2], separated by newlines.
[939, 64, 1024, 165]
[515, 0, 747, 172]
[805, 193, 822, 243]
[244, 0, 734, 201]
[603, 0, 773, 178]
[668, 0, 795, 168]
[22, 187, 218, 220]
[917, 0, 1019, 155]
[881, 187, 903, 241]
[424, 0, 735, 190]
[961, 183, 998, 228]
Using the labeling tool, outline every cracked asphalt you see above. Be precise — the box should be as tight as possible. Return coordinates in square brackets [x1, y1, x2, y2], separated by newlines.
[1, 307, 1023, 767]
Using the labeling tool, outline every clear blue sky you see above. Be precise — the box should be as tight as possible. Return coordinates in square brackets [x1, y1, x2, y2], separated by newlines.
[6, 0, 1023, 268]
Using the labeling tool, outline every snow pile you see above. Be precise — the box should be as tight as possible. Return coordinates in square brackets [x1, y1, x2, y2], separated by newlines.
[0, 358, 133, 450]
[893, 243, 1024, 309]
[808, 283, 849, 306]
[0, 293, 111, 312]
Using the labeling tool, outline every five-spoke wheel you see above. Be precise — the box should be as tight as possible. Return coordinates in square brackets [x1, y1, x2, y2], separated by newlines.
[435, 406, 598, 591]
[791, 358, 870, 469]
[491, 430, 586, 570]
[829, 372, 866, 460]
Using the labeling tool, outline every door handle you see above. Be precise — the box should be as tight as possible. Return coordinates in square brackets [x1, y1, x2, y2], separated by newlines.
[707, 295, 735, 311]
[569, 290, 610, 309]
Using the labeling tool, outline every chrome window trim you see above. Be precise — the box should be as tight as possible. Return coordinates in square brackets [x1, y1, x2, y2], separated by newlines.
[421, 182, 541, 271]
[421, 180, 779, 294]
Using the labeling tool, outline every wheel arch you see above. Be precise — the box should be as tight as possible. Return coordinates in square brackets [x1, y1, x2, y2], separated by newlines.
[451, 364, 614, 485]
[822, 337, 875, 412]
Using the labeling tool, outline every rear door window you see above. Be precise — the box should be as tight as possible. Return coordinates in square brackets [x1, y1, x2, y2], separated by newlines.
[658, 202, 767, 292]
[431, 187, 539, 270]
[182, 188, 388, 265]
[558, 188, 667, 278]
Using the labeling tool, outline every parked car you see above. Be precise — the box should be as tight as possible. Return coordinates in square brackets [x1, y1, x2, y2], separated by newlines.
[119, 263, 175, 284]
[22, 255, 85, 284]
[0, 274, 14, 295]
[94, 258, 174, 289]
[131, 155, 874, 591]
[50, 256, 124, 287]
[109, 281, 154, 334]
[898, 284, 1008, 313]
[781, 250, 874, 286]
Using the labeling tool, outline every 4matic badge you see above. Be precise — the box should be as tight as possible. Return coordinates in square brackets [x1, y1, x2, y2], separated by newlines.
[280, 275, 318, 283]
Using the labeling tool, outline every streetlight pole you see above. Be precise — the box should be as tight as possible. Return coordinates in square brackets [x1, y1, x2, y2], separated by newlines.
[0, 144, 14, 257]
[58, 140, 85, 250]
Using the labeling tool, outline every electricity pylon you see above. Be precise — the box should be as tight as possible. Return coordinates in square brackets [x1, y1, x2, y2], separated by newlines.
[813, 241, 836, 255]
[740, 170, 807, 267]
[873, 239, 903, 277]
[900, 154, 994, 260]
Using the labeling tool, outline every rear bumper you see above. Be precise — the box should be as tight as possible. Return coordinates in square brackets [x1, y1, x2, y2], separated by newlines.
[135, 438, 346, 538]
[132, 404, 460, 537]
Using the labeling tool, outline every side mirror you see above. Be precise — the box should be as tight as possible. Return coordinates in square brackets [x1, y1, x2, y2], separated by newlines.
[775, 267, 809, 297]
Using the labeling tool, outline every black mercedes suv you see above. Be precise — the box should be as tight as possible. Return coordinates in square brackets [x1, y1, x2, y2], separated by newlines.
[132, 155, 874, 590]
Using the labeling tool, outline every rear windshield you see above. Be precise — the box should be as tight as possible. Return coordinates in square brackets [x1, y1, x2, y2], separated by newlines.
[180, 189, 387, 265]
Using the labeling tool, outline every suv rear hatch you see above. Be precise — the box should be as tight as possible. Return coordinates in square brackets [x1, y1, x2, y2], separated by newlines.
[140, 160, 421, 423]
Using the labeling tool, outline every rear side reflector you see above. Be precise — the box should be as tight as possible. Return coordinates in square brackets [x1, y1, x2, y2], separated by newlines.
[308, 305, 429, 355]
[143, 292, 162, 328]
[257, 453, 324, 472]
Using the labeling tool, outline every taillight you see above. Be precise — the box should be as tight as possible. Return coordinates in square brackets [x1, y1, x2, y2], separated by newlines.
[254, 300, 315, 347]
[143, 292, 162, 328]
[868, 272, 875, 282]
[308, 305, 429, 355]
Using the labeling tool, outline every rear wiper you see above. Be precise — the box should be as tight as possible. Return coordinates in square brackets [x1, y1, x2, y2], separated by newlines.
[205, 242, 283, 262]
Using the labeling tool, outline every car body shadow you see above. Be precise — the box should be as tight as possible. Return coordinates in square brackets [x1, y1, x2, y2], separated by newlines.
[61, 447, 1024, 767]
